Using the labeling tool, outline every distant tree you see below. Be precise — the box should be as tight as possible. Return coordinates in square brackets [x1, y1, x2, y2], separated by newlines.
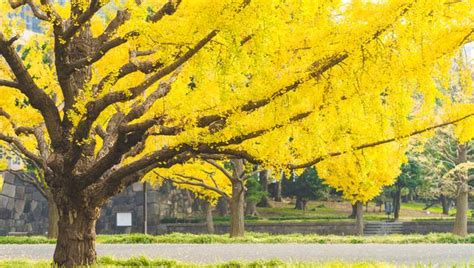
[245, 176, 267, 216]
[283, 167, 329, 211]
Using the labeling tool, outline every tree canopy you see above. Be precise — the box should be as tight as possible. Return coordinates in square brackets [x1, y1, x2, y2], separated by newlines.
[0, 0, 473, 265]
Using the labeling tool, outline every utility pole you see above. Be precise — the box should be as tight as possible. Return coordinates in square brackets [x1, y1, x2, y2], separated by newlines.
[143, 182, 148, 234]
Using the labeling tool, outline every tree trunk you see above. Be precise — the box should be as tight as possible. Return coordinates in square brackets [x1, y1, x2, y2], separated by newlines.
[274, 179, 282, 202]
[53, 206, 100, 267]
[46, 192, 59, 239]
[229, 179, 245, 237]
[295, 196, 307, 210]
[453, 143, 469, 237]
[229, 159, 245, 237]
[205, 202, 215, 234]
[355, 201, 364, 236]
[452, 182, 469, 236]
[257, 170, 271, 207]
[393, 186, 401, 220]
[349, 203, 357, 218]
[440, 195, 450, 215]
[216, 196, 229, 216]
[245, 200, 258, 216]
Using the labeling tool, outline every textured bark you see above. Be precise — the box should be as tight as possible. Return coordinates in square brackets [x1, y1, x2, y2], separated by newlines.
[205, 202, 215, 234]
[53, 206, 100, 267]
[229, 180, 245, 237]
[46, 192, 59, 239]
[355, 201, 364, 236]
[452, 182, 469, 236]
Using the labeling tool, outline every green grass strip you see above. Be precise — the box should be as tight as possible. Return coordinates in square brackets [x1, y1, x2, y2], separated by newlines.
[1, 232, 474, 245]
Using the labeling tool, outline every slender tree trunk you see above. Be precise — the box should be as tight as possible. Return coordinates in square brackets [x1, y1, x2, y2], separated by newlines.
[229, 159, 245, 237]
[205, 202, 214, 234]
[257, 170, 271, 207]
[216, 197, 229, 216]
[453, 182, 469, 236]
[53, 206, 100, 267]
[274, 179, 282, 202]
[349, 203, 357, 218]
[440, 195, 450, 215]
[355, 201, 364, 236]
[46, 192, 59, 239]
[229, 179, 245, 237]
[245, 200, 258, 216]
[393, 186, 401, 220]
[365, 202, 369, 213]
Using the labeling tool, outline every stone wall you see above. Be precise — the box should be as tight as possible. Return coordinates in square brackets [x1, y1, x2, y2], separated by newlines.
[164, 222, 358, 235]
[97, 182, 194, 234]
[402, 221, 474, 234]
[163, 221, 474, 235]
[0, 172, 49, 235]
[0, 172, 194, 235]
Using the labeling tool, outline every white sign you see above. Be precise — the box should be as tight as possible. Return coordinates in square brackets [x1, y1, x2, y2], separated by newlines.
[116, 212, 132, 227]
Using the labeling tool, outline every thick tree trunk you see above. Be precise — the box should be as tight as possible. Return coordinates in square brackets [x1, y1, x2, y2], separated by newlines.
[452, 182, 469, 236]
[53, 207, 100, 267]
[205, 202, 215, 234]
[393, 186, 401, 220]
[355, 201, 364, 236]
[295, 196, 307, 210]
[245, 201, 258, 216]
[46, 192, 59, 239]
[440, 195, 450, 215]
[229, 180, 245, 237]
[453, 143, 469, 237]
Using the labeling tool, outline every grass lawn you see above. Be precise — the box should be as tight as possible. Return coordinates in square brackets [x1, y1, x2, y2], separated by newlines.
[0, 257, 470, 267]
[1, 232, 473, 244]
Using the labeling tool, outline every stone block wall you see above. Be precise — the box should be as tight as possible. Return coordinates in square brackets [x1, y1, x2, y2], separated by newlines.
[0, 172, 194, 235]
[0, 173, 49, 235]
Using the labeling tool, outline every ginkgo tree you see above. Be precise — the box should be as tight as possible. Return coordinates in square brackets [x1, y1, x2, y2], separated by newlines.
[0, 0, 473, 266]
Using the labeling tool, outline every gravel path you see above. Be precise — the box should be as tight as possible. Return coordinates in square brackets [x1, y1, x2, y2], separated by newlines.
[0, 244, 473, 264]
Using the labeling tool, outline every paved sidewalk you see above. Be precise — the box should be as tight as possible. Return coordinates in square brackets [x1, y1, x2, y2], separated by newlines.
[0, 244, 473, 264]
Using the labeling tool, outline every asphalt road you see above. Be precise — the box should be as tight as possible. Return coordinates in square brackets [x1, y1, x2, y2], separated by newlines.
[0, 244, 473, 264]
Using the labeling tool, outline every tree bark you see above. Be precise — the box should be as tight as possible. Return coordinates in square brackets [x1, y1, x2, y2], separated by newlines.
[229, 159, 245, 237]
[349, 203, 357, 218]
[355, 201, 364, 236]
[229, 179, 245, 237]
[452, 182, 469, 236]
[295, 196, 307, 211]
[205, 202, 215, 234]
[274, 179, 282, 202]
[245, 200, 258, 216]
[46, 192, 59, 239]
[440, 195, 450, 215]
[257, 170, 271, 207]
[393, 186, 401, 220]
[453, 143, 469, 237]
[53, 206, 100, 267]
[216, 197, 229, 216]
